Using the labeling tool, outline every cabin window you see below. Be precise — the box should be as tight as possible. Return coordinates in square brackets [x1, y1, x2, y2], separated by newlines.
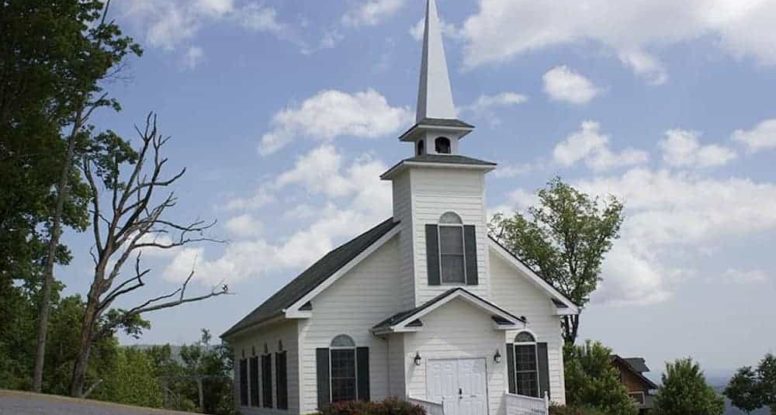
[330, 335, 357, 402]
[514, 331, 539, 398]
[261, 353, 273, 407]
[435, 136, 451, 154]
[438, 212, 465, 284]
[417, 139, 425, 156]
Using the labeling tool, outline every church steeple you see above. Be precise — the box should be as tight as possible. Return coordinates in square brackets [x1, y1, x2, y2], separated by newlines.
[416, 0, 456, 122]
[399, 0, 474, 156]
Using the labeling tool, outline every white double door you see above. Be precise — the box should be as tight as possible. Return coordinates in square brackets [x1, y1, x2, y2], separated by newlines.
[427, 358, 488, 415]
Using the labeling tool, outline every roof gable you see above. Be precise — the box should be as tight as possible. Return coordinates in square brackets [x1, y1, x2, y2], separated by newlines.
[372, 288, 525, 334]
[489, 236, 579, 313]
[221, 218, 399, 339]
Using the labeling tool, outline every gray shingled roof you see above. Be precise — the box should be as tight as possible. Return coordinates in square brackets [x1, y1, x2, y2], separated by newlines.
[624, 357, 651, 373]
[405, 154, 496, 166]
[221, 218, 399, 339]
[381, 154, 497, 179]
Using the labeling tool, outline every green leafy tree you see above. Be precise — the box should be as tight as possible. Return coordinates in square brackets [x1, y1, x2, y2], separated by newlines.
[758, 354, 776, 412]
[0, 0, 142, 391]
[95, 347, 163, 408]
[725, 353, 776, 413]
[725, 367, 763, 414]
[564, 341, 637, 415]
[490, 178, 624, 344]
[654, 358, 724, 415]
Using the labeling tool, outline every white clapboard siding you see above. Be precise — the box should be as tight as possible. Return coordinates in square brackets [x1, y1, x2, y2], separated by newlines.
[403, 298, 507, 415]
[489, 250, 567, 406]
[232, 320, 300, 415]
[392, 171, 418, 309]
[388, 333, 406, 398]
[407, 168, 491, 305]
[298, 237, 403, 413]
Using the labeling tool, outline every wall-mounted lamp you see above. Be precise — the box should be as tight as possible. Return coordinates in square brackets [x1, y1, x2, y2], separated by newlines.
[494, 349, 502, 364]
[414, 352, 422, 366]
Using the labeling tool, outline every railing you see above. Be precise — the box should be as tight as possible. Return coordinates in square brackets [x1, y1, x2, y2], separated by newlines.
[408, 397, 445, 415]
[505, 392, 549, 415]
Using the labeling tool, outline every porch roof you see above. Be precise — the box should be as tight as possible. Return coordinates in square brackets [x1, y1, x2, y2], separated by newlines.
[371, 288, 526, 335]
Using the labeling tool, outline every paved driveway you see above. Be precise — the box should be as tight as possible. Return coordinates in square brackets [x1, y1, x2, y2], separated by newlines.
[0, 390, 193, 415]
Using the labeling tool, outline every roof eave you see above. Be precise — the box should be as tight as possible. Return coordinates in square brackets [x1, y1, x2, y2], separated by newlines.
[381, 161, 495, 180]
[399, 121, 474, 142]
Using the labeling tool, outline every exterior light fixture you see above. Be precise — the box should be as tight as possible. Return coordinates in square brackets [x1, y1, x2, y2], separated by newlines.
[494, 349, 502, 364]
[414, 352, 422, 366]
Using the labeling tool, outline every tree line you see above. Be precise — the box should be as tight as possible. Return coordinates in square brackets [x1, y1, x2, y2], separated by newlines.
[1, 0, 226, 403]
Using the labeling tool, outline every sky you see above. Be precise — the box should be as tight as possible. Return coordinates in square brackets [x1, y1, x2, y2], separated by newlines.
[59, 0, 776, 377]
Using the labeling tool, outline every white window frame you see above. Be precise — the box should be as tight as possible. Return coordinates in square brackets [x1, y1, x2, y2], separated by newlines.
[438, 212, 467, 285]
[329, 334, 359, 402]
[629, 391, 646, 405]
[513, 330, 540, 398]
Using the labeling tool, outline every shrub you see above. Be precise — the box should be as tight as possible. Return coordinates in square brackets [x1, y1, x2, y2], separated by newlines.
[564, 341, 638, 415]
[549, 404, 608, 415]
[318, 398, 426, 415]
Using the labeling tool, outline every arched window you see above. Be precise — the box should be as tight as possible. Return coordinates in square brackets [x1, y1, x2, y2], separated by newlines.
[438, 212, 465, 283]
[330, 335, 357, 402]
[435, 136, 451, 154]
[513, 331, 539, 397]
[417, 139, 425, 156]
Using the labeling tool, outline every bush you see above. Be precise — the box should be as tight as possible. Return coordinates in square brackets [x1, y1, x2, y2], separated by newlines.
[318, 398, 426, 415]
[564, 341, 638, 415]
[549, 404, 608, 415]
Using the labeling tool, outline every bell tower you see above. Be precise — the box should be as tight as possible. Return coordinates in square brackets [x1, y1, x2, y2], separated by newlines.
[402, 0, 474, 157]
[383, 0, 496, 309]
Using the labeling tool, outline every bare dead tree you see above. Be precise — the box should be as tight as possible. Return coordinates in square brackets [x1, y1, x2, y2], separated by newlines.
[69, 113, 228, 397]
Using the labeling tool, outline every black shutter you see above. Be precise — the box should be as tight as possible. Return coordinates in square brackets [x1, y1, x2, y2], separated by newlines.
[249, 356, 260, 407]
[463, 225, 478, 285]
[356, 347, 370, 401]
[537, 342, 551, 399]
[506, 344, 516, 394]
[276, 352, 288, 409]
[426, 224, 440, 286]
[316, 348, 330, 409]
[239, 359, 249, 406]
[262, 354, 273, 408]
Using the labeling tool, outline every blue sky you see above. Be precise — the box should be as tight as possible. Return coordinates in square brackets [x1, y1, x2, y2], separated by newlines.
[61, 0, 776, 376]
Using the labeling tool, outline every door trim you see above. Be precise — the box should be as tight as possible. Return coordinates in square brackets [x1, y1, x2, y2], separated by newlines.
[426, 357, 490, 415]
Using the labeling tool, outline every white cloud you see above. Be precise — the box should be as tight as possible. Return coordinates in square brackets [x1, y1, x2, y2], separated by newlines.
[237, 3, 286, 35]
[574, 168, 776, 305]
[722, 268, 769, 284]
[258, 89, 412, 155]
[164, 146, 392, 285]
[460, 92, 528, 125]
[224, 214, 263, 238]
[464, 92, 528, 113]
[542, 66, 600, 104]
[120, 1, 287, 50]
[343, 0, 406, 27]
[182, 46, 205, 70]
[732, 118, 776, 152]
[492, 162, 533, 179]
[553, 121, 649, 171]
[461, 0, 776, 82]
[659, 129, 736, 168]
[409, 17, 461, 41]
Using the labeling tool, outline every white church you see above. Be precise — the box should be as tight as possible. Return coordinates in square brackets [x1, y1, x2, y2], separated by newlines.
[222, 1, 579, 414]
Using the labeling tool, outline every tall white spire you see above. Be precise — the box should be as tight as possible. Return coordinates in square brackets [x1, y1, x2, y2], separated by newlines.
[416, 0, 456, 122]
